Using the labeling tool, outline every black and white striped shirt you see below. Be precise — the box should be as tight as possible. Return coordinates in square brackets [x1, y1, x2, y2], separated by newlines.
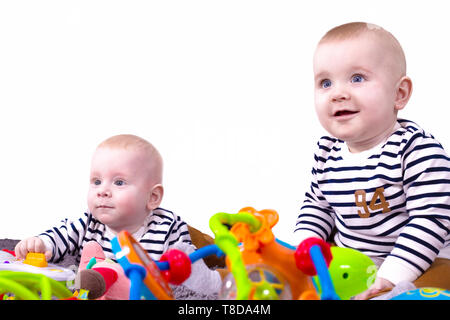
[295, 119, 450, 284]
[39, 207, 192, 264]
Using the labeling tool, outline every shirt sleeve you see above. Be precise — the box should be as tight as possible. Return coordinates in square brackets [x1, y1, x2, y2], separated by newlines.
[377, 132, 450, 284]
[165, 213, 194, 250]
[294, 141, 336, 244]
[38, 212, 90, 263]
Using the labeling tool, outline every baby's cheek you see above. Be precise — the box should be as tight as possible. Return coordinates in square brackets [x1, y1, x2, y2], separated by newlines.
[116, 194, 144, 216]
[86, 192, 96, 212]
[116, 196, 134, 212]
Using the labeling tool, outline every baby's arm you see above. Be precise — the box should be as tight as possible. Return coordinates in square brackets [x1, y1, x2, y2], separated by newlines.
[376, 134, 450, 285]
[39, 214, 91, 262]
[357, 133, 450, 299]
[17, 213, 90, 263]
[294, 143, 336, 243]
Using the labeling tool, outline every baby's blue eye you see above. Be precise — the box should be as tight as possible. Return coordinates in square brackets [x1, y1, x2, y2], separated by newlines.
[351, 74, 364, 83]
[321, 79, 332, 89]
[114, 180, 125, 186]
[93, 179, 101, 185]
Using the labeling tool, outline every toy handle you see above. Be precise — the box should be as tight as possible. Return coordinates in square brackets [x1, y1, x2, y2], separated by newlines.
[188, 244, 224, 263]
[124, 265, 147, 300]
[294, 237, 332, 276]
[308, 245, 339, 300]
[209, 212, 259, 299]
[295, 238, 339, 300]
[155, 245, 224, 285]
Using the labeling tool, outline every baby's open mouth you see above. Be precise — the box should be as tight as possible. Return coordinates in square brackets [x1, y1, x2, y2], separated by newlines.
[334, 110, 358, 117]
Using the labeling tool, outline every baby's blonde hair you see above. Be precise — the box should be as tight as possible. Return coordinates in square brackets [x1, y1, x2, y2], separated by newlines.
[319, 22, 407, 76]
[99, 134, 157, 151]
[98, 134, 163, 183]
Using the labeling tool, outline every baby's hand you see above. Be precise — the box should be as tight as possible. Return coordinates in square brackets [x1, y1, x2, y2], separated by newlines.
[353, 276, 394, 300]
[14, 237, 52, 261]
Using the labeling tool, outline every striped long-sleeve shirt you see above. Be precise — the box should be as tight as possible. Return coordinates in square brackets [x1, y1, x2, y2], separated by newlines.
[294, 119, 450, 284]
[38, 207, 192, 264]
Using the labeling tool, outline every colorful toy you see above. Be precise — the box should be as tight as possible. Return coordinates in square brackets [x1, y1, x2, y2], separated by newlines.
[108, 207, 340, 300]
[23, 252, 48, 268]
[209, 207, 339, 300]
[110, 230, 224, 300]
[0, 250, 75, 283]
[106, 207, 384, 301]
[313, 246, 377, 300]
[391, 287, 450, 300]
[0, 271, 73, 300]
[77, 241, 131, 300]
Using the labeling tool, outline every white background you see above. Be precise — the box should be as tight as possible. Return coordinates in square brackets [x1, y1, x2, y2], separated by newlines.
[1, 1, 449, 245]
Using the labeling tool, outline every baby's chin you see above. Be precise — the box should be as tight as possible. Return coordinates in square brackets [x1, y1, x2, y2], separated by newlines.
[92, 209, 117, 225]
[91, 210, 145, 234]
[327, 124, 366, 144]
[326, 130, 357, 143]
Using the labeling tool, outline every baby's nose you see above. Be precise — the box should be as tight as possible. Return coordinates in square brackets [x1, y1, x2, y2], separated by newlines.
[331, 85, 350, 102]
[97, 189, 111, 197]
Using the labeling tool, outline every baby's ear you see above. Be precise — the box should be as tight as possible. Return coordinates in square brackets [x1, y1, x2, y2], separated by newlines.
[394, 76, 413, 111]
[147, 184, 164, 211]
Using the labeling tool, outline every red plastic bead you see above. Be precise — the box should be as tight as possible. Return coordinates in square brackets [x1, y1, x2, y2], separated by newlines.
[160, 249, 191, 285]
[295, 237, 332, 276]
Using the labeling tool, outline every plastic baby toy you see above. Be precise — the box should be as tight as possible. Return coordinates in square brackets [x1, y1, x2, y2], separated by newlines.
[77, 241, 131, 300]
[0, 249, 75, 283]
[210, 207, 339, 300]
[0, 271, 74, 300]
[110, 230, 224, 300]
[106, 207, 339, 300]
[313, 246, 377, 300]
